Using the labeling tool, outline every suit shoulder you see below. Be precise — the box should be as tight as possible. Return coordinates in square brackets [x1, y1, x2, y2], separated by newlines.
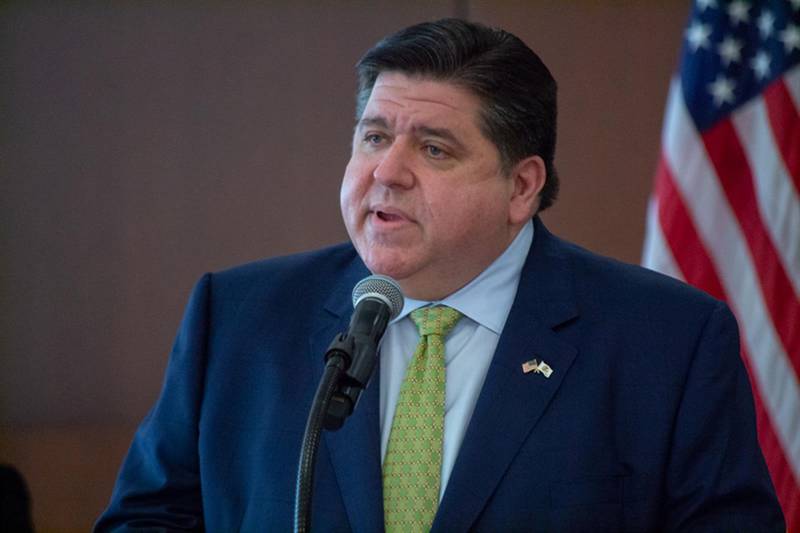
[201, 242, 363, 303]
[553, 234, 724, 317]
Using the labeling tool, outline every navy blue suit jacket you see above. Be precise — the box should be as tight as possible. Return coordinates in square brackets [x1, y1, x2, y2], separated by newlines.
[97, 218, 784, 531]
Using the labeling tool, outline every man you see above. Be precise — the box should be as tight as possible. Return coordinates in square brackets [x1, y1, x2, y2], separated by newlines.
[97, 19, 785, 531]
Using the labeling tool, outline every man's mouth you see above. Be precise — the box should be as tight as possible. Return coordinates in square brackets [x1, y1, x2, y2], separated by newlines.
[369, 204, 412, 224]
[376, 210, 403, 222]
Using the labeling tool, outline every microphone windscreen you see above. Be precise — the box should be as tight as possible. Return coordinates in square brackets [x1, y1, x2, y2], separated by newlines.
[351, 275, 404, 320]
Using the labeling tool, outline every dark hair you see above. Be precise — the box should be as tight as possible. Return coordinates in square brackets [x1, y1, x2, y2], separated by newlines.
[355, 18, 559, 212]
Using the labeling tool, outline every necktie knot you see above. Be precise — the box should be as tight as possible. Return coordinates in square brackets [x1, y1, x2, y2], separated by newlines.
[410, 305, 462, 338]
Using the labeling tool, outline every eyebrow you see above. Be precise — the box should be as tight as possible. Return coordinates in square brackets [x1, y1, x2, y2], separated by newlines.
[357, 116, 390, 130]
[357, 116, 467, 153]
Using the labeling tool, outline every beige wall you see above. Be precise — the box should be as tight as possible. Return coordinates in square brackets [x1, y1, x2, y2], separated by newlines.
[0, 2, 688, 530]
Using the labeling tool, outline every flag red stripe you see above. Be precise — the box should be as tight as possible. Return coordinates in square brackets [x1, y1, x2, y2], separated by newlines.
[743, 351, 800, 526]
[763, 79, 800, 196]
[654, 155, 800, 524]
[653, 156, 725, 301]
[701, 122, 800, 373]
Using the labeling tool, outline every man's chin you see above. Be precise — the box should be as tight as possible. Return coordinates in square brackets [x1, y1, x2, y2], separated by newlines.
[360, 251, 415, 285]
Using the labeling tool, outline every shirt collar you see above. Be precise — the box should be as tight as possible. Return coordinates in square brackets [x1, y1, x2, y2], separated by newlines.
[393, 220, 534, 334]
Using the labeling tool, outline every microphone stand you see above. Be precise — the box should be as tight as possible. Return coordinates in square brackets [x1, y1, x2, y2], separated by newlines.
[293, 347, 347, 533]
[294, 299, 391, 533]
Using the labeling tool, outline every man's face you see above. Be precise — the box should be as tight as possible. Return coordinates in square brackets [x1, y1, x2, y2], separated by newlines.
[340, 72, 526, 300]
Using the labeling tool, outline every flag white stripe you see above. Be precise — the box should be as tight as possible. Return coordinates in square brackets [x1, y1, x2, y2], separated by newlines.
[785, 67, 800, 114]
[662, 80, 800, 481]
[642, 196, 683, 281]
[732, 96, 800, 297]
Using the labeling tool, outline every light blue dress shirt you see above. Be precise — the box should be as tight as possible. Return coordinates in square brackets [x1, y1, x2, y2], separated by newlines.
[379, 220, 534, 501]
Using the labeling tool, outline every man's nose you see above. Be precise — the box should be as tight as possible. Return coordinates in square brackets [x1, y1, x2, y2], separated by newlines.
[372, 141, 414, 189]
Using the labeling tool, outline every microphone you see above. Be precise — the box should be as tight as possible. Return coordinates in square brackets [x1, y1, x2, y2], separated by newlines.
[323, 275, 404, 430]
[349, 274, 405, 339]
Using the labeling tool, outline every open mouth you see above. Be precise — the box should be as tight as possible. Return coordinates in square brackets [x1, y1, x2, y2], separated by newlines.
[375, 210, 403, 222]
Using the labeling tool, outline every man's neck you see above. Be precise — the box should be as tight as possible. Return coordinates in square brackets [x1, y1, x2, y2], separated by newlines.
[397, 223, 527, 301]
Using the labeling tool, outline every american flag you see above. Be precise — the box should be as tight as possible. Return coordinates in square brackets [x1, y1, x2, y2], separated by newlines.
[642, 0, 800, 526]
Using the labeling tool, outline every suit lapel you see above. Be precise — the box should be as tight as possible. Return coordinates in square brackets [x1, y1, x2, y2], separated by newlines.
[433, 218, 580, 533]
[307, 257, 385, 533]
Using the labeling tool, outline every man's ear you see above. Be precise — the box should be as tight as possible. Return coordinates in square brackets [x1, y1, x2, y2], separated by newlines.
[508, 155, 547, 224]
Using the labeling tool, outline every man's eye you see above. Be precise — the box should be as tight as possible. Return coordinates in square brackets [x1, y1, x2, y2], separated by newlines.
[425, 145, 447, 158]
[364, 134, 384, 145]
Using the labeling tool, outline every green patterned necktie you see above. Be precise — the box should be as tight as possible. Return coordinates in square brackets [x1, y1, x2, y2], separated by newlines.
[383, 305, 463, 533]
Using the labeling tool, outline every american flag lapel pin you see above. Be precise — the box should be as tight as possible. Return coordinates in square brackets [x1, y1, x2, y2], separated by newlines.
[521, 359, 539, 374]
